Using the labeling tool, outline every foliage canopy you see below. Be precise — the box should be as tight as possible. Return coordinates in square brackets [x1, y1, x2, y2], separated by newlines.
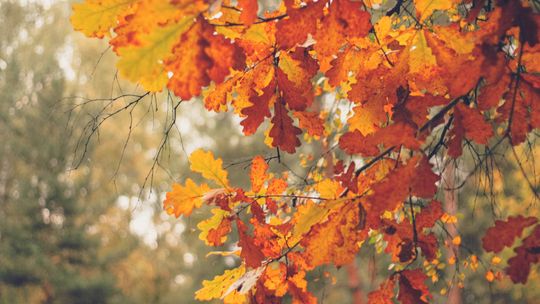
[71, 0, 540, 302]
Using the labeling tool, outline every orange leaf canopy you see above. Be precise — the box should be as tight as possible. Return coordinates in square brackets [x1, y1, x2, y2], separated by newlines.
[71, 0, 540, 302]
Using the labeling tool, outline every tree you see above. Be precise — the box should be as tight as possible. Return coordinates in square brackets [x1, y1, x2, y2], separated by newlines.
[70, 0, 540, 303]
[0, 2, 120, 303]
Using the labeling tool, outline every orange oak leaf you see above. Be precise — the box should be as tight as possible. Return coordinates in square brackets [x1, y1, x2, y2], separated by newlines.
[238, 0, 258, 26]
[498, 80, 540, 145]
[300, 204, 362, 269]
[109, 0, 207, 50]
[346, 102, 384, 136]
[478, 52, 511, 111]
[448, 103, 494, 157]
[291, 200, 340, 242]
[339, 123, 421, 156]
[262, 263, 288, 297]
[251, 220, 284, 259]
[276, 0, 325, 49]
[366, 157, 419, 219]
[165, 17, 245, 100]
[482, 215, 538, 253]
[368, 278, 396, 304]
[314, 0, 371, 71]
[287, 270, 317, 304]
[293, 111, 325, 137]
[250, 155, 269, 193]
[163, 179, 210, 217]
[455, 103, 493, 145]
[326, 46, 367, 88]
[277, 47, 319, 111]
[393, 94, 448, 129]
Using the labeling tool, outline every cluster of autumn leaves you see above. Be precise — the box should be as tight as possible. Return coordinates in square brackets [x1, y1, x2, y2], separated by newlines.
[71, 0, 540, 302]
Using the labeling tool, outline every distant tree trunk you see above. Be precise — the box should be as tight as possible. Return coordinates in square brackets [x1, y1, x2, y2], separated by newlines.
[444, 161, 461, 304]
[346, 261, 364, 304]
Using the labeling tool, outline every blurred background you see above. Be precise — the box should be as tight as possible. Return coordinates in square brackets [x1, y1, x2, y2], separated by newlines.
[0, 1, 539, 303]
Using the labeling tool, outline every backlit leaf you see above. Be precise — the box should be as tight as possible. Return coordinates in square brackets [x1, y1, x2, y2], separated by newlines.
[195, 265, 246, 301]
[163, 179, 210, 217]
[190, 149, 230, 188]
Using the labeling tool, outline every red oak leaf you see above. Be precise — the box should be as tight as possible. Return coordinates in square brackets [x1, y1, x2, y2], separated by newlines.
[482, 215, 538, 253]
[398, 269, 431, 304]
[237, 220, 265, 268]
[270, 100, 302, 153]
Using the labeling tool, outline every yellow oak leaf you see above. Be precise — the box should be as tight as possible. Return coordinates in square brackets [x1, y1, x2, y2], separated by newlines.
[347, 104, 379, 136]
[408, 30, 437, 74]
[110, 0, 207, 50]
[432, 26, 475, 55]
[414, 0, 455, 22]
[300, 204, 362, 269]
[116, 16, 194, 92]
[195, 265, 246, 301]
[291, 199, 342, 242]
[278, 52, 305, 86]
[71, 0, 135, 38]
[190, 149, 230, 188]
[314, 178, 342, 199]
[224, 266, 266, 297]
[163, 178, 210, 218]
[223, 291, 247, 304]
[206, 250, 241, 258]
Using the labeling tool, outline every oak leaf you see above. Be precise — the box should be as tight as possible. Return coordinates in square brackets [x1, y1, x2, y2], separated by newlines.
[263, 263, 288, 297]
[414, 0, 456, 22]
[250, 155, 269, 193]
[416, 200, 443, 230]
[198, 208, 232, 246]
[238, 0, 258, 26]
[398, 269, 431, 304]
[269, 100, 302, 153]
[163, 179, 210, 217]
[115, 16, 194, 92]
[165, 17, 245, 100]
[300, 204, 363, 269]
[190, 149, 230, 188]
[195, 265, 246, 301]
[237, 220, 266, 268]
[506, 224, 540, 283]
[482, 215, 538, 253]
[339, 123, 421, 157]
[71, 0, 135, 38]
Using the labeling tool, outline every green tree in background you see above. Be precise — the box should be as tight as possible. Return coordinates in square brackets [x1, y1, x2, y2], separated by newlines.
[0, 2, 118, 303]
